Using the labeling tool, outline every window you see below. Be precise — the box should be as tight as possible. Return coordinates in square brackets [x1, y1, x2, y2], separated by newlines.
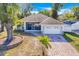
[26, 22, 41, 30]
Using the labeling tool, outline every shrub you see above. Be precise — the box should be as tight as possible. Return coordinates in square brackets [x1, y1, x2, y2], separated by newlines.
[37, 35, 51, 48]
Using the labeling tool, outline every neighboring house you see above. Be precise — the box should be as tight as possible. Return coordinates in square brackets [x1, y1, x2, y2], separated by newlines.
[17, 14, 79, 34]
[64, 20, 79, 31]
[72, 21, 79, 30]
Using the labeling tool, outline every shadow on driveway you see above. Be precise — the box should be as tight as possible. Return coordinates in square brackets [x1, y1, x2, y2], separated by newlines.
[47, 35, 67, 42]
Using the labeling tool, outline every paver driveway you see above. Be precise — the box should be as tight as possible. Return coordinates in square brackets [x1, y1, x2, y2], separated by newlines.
[48, 35, 79, 56]
[30, 32, 79, 56]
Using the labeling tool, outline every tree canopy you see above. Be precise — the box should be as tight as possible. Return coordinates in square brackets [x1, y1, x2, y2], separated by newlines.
[72, 6, 79, 20]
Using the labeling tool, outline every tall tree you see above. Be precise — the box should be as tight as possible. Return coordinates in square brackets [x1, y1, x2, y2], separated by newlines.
[72, 6, 79, 20]
[0, 3, 21, 45]
[20, 3, 34, 18]
[39, 10, 51, 16]
[52, 3, 63, 19]
[64, 12, 76, 20]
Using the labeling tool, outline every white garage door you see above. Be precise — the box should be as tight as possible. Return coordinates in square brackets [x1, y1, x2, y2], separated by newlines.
[43, 26, 62, 34]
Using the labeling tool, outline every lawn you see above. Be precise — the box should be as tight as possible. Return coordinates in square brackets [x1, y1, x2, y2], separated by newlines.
[64, 32, 79, 52]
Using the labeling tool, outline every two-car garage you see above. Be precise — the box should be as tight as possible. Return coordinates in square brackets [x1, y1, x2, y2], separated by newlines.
[40, 17, 64, 34]
[41, 25, 63, 34]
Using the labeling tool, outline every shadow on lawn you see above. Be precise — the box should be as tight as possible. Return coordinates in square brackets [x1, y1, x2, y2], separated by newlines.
[0, 37, 23, 56]
[63, 32, 79, 42]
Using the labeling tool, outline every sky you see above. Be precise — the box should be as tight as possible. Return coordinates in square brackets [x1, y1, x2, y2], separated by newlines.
[31, 3, 79, 14]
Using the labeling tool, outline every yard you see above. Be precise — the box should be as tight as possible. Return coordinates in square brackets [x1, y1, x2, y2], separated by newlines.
[0, 31, 79, 56]
[0, 31, 44, 56]
[64, 32, 79, 52]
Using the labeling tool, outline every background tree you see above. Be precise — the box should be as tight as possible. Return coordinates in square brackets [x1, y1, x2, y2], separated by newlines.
[39, 10, 51, 16]
[52, 3, 63, 19]
[0, 3, 22, 45]
[20, 4, 34, 18]
[72, 6, 79, 20]
[64, 12, 76, 20]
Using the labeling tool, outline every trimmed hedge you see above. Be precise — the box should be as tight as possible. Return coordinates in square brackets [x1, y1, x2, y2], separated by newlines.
[63, 32, 73, 42]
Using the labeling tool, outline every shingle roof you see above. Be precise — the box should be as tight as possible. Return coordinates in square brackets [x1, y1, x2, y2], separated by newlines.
[23, 14, 63, 25]
[40, 17, 64, 25]
[23, 14, 48, 22]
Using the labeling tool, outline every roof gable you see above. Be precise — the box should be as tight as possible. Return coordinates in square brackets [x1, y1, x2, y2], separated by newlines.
[23, 14, 48, 22]
[40, 17, 64, 25]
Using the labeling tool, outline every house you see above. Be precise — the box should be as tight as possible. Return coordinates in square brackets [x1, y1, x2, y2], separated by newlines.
[72, 21, 79, 30]
[17, 14, 75, 34]
[63, 20, 77, 32]
[40, 17, 64, 34]
[23, 14, 48, 32]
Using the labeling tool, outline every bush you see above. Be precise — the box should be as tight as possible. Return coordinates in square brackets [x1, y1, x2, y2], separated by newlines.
[37, 35, 51, 48]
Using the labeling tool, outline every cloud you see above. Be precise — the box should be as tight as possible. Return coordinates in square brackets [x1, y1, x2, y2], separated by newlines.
[31, 11, 39, 14]
[37, 7, 52, 10]
[44, 7, 52, 10]
[58, 9, 71, 15]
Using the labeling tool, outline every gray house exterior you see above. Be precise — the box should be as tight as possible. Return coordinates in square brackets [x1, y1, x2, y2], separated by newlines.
[17, 14, 79, 34]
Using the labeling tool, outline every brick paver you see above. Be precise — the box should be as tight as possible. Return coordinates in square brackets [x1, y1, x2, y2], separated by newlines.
[30, 32, 79, 56]
[48, 42, 79, 56]
[48, 35, 79, 56]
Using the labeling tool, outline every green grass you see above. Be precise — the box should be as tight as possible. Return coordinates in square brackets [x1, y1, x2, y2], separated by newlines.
[63, 32, 79, 52]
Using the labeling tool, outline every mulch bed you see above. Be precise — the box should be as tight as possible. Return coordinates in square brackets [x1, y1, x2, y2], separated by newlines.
[0, 36, 23, 51]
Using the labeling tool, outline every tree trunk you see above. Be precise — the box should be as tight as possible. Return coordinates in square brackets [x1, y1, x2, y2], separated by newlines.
[0, 21, 4, 32]
[3, 22, 13, 45]
[52, 9, 58, 19]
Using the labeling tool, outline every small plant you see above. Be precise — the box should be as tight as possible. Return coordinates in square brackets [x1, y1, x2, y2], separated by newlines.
[37, 35, 51, 48]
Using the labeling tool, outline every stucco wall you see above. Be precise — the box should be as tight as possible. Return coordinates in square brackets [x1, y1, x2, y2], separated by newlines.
[41, 25, 63, 34]
[62, 24, 72, 32]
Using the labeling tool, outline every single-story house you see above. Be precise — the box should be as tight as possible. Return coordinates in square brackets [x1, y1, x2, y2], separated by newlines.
[71, 21, 79, 30]
[17, 14, 78, 34]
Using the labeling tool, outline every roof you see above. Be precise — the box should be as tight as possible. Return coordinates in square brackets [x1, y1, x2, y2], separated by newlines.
[72, 21, 79, 26]
[64, 20, 77, 25]
[40, 17, 64, 25]
[23, 14, 48, 22]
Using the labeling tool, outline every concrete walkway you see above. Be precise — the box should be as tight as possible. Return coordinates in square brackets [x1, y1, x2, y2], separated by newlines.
[48, 35, 79, 56]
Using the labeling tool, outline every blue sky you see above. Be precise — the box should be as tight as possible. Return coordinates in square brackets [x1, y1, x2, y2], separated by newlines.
[31, 3, 79, 14]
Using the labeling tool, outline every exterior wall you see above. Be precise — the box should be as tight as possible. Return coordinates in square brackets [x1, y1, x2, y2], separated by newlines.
[71, 24, 79, 30]
[41, 25, 63, 34]
[62, 24, 72, 32]
[41, 24, 72, 34]
[16, 25, 23, 30]
[23, 22, 73, 34]
[24, 22, 26, 32]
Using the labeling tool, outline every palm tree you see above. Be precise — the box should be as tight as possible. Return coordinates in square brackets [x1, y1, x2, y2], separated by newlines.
[52, 3, 63, 19]
[0, 3, 21, 45]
